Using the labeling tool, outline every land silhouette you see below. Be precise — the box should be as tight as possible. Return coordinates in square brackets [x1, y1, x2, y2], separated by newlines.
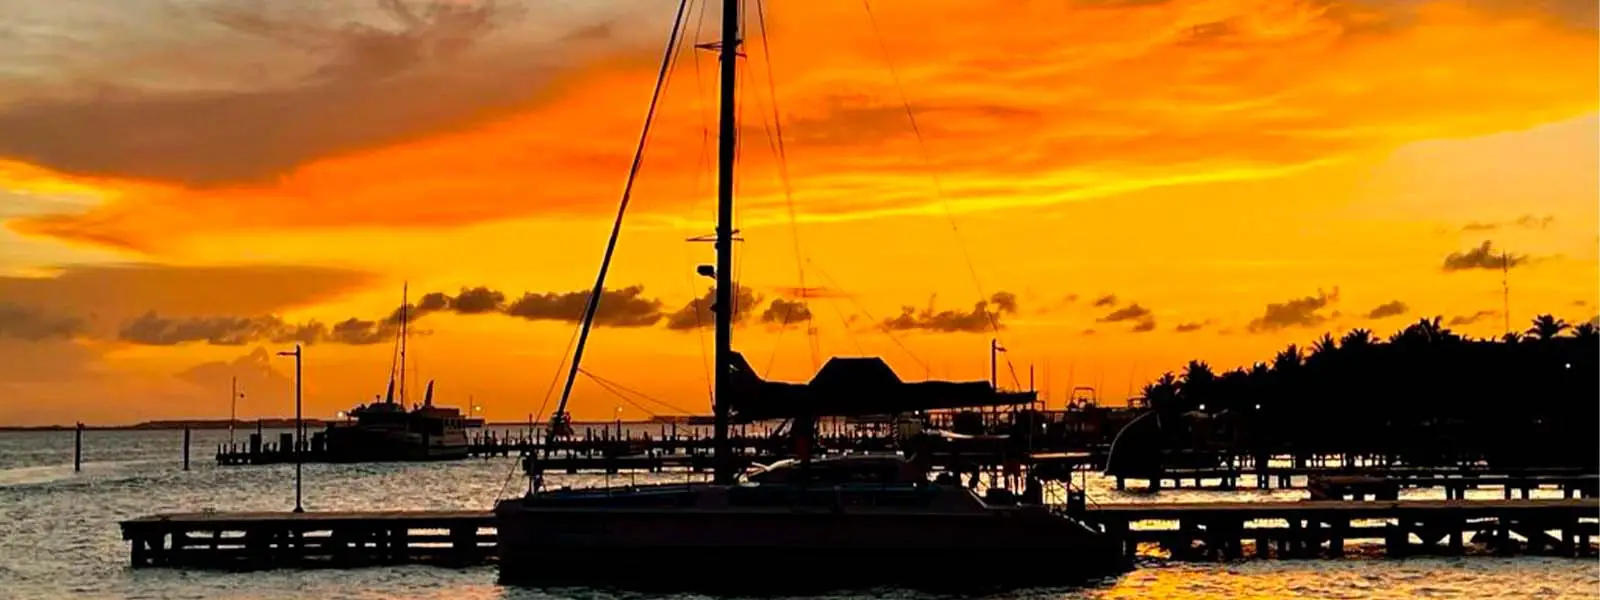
[1138, 314, 1599, 468]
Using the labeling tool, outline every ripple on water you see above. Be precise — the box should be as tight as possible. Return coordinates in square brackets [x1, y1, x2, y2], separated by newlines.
[1, 429, 1596, 600]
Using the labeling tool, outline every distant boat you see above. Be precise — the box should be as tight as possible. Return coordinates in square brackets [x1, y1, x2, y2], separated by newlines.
[320, 285, 482, 462]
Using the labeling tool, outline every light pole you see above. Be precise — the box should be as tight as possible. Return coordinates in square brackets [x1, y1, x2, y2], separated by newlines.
[277, 344, 304, 513]
[990, 339, 1006, 390]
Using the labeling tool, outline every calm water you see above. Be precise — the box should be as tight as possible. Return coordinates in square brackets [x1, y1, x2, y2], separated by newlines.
[0, 429, 1594, 600]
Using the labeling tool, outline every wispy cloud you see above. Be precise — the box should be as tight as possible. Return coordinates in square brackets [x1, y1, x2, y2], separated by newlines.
[2, 0, 1594, 252]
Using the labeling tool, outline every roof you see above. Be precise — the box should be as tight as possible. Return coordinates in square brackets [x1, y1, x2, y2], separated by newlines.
[727, 352, 1036, 421]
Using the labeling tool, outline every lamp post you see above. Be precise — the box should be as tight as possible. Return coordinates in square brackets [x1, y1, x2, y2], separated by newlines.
[277, 344, 303, 513]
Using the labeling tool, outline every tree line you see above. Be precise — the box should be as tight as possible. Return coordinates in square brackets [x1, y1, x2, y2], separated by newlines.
[1139, 314, 1598, 468]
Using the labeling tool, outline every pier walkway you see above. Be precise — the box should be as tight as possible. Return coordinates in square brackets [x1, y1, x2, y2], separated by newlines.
[120, 498, 1596, 570]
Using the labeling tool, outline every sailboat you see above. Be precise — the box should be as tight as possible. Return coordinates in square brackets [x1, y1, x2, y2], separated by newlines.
[320, 285, 484, 462]
[494, 1, 1125, 590]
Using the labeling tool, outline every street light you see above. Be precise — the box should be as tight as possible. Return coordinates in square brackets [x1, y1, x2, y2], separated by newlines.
[277, 344, 304, 514]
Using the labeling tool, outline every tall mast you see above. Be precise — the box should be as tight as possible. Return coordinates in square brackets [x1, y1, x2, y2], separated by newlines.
[398, 282, 409, 406]
[711, 0, 740, 484]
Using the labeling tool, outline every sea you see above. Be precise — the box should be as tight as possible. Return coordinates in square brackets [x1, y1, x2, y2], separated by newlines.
[0, 428, 1594, 600]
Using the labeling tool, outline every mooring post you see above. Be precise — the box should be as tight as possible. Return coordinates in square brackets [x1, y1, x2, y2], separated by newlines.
[182, 426, 191, 471]
[74, 422, 83, 473]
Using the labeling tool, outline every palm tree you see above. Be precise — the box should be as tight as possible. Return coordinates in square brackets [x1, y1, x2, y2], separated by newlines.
[1340, 328, 1376, 350]
[1501, 331, 1524, 344]
[1309, 333, 1338, 361]
[1272, 344, 1302, 372]
[1573, 322, 1598, 343]
[1526, 314, 1570, 340]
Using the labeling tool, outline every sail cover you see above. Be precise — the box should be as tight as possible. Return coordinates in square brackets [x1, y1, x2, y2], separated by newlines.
[727, 353, 1035, 422]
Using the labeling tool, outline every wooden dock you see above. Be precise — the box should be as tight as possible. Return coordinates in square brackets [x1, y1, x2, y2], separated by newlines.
[1086, 498, 1598, 560]
[1111, 465, 1599, 495]
[120, 498, 1597, 570]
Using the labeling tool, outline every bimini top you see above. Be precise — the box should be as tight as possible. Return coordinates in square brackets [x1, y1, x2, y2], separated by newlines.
[726, 352, 1035, 421]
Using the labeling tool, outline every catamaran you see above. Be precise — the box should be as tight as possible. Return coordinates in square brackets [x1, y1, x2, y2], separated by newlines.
[493, 0, 1125, 590]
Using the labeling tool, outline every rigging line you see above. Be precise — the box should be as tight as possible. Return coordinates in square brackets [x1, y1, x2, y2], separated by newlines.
[543, 0, 691, 459]
[756, 0, 819, 372]
[579, 368, 697, 415]
[806, 257, 930, 374]
[761, 300, 797, 378]
[494, 322, 580, 503]
[583, 373, 661, 418]
[858, 0, 1002, 339]
[682, 0, 715, 403]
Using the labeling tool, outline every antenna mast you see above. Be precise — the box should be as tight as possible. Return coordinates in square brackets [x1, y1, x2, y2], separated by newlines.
[1502, 249, 1511, 336]
[711, 0, 741, 485]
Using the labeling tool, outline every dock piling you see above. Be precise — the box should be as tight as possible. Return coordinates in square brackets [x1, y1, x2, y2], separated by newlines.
[73, 422, 83, 473]
[182, 427, 191, 471]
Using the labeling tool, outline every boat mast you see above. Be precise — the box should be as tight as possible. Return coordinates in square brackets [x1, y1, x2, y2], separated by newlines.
[711, 0, 740, 485]
[398, 282, 409, 406]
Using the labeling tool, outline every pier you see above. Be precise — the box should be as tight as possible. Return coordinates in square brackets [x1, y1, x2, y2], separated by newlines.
[120, 498, 1598, 570]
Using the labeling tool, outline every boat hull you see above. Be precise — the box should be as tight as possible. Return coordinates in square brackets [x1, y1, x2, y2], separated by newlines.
[494, 493, 1127, 591]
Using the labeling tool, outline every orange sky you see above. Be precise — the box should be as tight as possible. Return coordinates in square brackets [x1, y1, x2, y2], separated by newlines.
[0, 0, 1595, 425]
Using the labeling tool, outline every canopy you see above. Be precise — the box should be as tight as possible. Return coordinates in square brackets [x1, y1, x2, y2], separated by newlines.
[726, 352, 1035, 422]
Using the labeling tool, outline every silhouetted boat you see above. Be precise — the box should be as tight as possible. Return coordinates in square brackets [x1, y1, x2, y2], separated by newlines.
[321, 285, 482, 462]
[494, 1, 1125, 590]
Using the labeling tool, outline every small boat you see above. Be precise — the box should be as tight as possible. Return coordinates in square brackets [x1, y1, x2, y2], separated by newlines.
[320, 285, 482, 462]
[322, 381, 482, 462]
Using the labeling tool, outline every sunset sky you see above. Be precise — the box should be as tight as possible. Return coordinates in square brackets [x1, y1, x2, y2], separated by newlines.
[0, 0, 1595, 425]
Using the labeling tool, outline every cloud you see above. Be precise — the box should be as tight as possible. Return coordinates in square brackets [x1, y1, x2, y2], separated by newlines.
[1247, 288, 1340, 333]
[665, 286, 764, 331]
[175, 347, 295, 401]
[0, 303, 81, 340]
[1365, 300, 1409, 319]
[0, 0, 670, 186]
[1443, 241, 1527, 271]
[1131, 317, 1157, 333]
[1460, 214, 1554, 232]
[118, 312, 396, 346]
[1448, 309, 1499, 326]
[1098, 303, 1152, 323]
[881, 291, 1017, 334]
[1092, 295, 1118, 308]
[7, 0, 1595, 251]
[760, 298, 814, 325]
[0, 263, 374, 337]
[505, 285, 665, 327]
[1174, 321, 1205, 333]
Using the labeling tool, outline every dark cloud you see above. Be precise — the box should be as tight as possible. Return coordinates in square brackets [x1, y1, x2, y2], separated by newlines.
[1365, 300, 1409, 320]
[0, 303, 82, 340]
[1131, 317, 1157, 333]
[1448, 310, 1499, 326]
[1174, 321, 1205, 333]
[118, 312, 391, 346]
[0, 0, 667, 185]
[665, 286, 763, 331]
[1460, 214, 1554, 233]
[1247, 288, 1340, 333]
[760, 298, 814, 325]
[881, 292, 1018, 334]
[1443, 241, 1526, 272]
[1092, 295, 1118, 308]
[504, 285, 665, 327]
[1098, 303, 1151, 323]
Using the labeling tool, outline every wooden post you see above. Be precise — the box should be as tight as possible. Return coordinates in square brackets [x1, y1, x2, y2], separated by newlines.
[182, 427, 192, 471]
[74, 422, 83, 473]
